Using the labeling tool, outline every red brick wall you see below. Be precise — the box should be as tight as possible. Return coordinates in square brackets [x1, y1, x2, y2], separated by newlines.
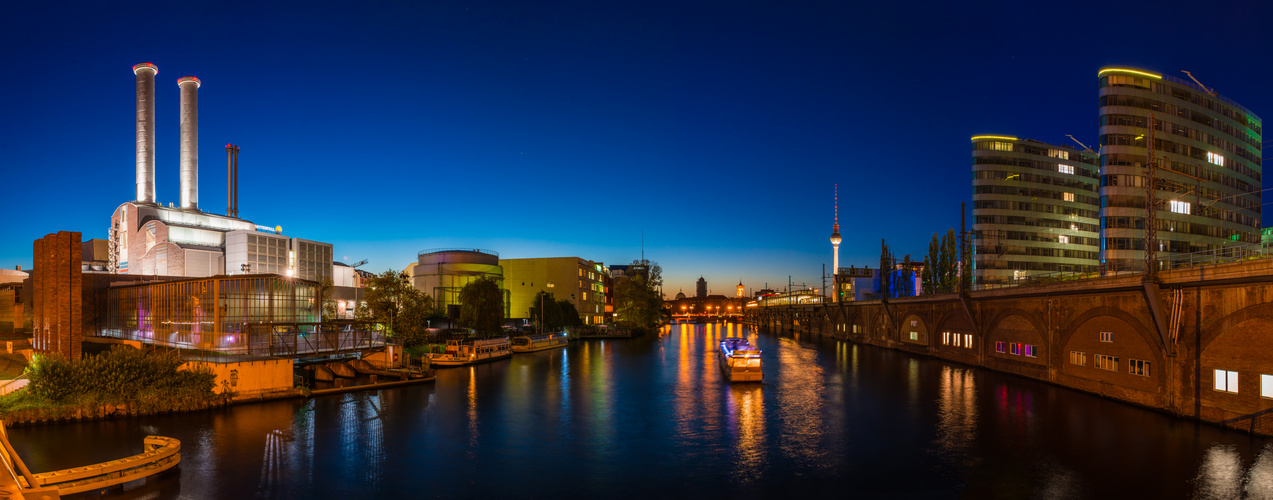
[32, 231, 82, 358]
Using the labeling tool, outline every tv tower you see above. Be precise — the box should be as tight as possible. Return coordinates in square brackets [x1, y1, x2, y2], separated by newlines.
[830, 184, 841, 272]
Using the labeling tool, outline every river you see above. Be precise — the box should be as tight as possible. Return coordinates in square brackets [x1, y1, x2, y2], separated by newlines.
[10, 323, 1273, 498]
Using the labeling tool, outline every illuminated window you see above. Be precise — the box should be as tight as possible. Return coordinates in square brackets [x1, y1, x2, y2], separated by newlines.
[1262, 374, 1273, 398]
[1170, 200, 1191, 215]
[1058, 235, 1069, 244]
[1063, 192, 1075, 202]
[1129, 359, 1151, 377]
[1095, 354, 1119, 371]
[1100, 331, 1113, 342]
[1207, 152, 1224, 166]
[909, 331, 919, 341]
[1215, 369, 1239, 393]
[1009, 342, 1021, 355]
[1024, 345, 1037, 357]
[1070, 351, 1087, 366]
[1048, 149, 1070, 160]
[995, 341, 1005, 353]
[1058, 164, 1075, 174]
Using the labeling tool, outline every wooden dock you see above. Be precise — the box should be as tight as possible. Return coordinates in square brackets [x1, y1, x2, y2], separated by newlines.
[0, 422, 180, 499]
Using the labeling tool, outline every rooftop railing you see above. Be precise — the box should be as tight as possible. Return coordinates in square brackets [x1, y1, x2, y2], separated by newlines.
[417, 248, 499, 257]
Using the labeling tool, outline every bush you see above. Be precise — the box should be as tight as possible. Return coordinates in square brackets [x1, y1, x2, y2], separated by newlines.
[18, 346, 222, 415]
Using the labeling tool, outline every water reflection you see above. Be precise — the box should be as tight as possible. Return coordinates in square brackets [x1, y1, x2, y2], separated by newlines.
[933, 366, 978, 461]
[726, 383, 766, 481]
[1195, 444, 1242, 499]
[775, 336, 830, 470]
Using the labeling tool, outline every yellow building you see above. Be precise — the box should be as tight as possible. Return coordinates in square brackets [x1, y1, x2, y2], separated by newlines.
[502, 257, 607, 325]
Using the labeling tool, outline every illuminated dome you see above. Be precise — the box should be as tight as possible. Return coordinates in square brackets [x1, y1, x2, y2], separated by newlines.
[675, 290, 686, 300]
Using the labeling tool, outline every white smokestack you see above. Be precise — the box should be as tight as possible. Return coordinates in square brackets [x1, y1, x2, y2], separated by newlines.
[132, 63, 158, 204]
[178, 76, 200, 210]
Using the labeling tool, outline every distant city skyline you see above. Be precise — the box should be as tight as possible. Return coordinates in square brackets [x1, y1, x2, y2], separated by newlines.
[3, 1, 1270, 296]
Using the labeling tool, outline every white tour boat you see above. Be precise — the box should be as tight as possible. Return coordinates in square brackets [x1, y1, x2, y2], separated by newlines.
[510, 333, 569, 353]
[719, 337, 762, 382]
[429, 337, 512, 367]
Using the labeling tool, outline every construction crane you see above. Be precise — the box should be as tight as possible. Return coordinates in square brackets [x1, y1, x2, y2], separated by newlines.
[1181, 70, 1217, 97]
[1065, 134, 1094, 152]
[349, 259, 368, 268]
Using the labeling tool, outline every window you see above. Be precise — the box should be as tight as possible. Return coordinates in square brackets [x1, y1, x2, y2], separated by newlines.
[1129, 359, 1151, 376]
[1058, 235, 1069, 244]
[1058, 164, 1075, 174]
[943, 331, 951, 345]
[961, 334, 972, 349]
[1070, 351, 1087, 366]
[1095, 354, 1119, 371]
[1207, 151, 1224, 166]
[852, 325, 861, 333]
[1262, 374, 1273, 399]
[1170, 200, 1191, 215]
[1100, 331, 1113, 343]
[909, 331, 919, 341]
[1024, 345, 1037, 358]
[995, 341, 1005, 353]
[1009, 342, 1021, 355]
[1215, 369, 1239, 393]
[1048, 149, 1070, 160]
[1063, 192, 1075, 202]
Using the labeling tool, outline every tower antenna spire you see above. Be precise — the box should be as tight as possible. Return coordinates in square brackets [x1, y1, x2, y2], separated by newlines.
[834, 183, 838, 227]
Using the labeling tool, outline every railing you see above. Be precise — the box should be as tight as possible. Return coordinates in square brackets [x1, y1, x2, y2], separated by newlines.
[974, 241, 1273, 290]
[1162, 74, 1260, 122]
[417, 248, 499, 257]
[0, 422, 180, 496]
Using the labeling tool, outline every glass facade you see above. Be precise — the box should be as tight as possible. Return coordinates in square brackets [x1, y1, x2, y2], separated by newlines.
[1097, 67, 1262, 269]
[106, 275, 322, 354]
[971, 136, 1101, 285]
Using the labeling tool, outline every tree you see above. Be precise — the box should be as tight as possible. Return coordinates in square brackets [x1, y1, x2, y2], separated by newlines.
[458, 277, 505, 335]
[319, 277, 337, 321]
[360, 270, 432, 345]
[922, 234, 939, 294]
[877, 239, 895, 299]
[614, 259, 663, 328]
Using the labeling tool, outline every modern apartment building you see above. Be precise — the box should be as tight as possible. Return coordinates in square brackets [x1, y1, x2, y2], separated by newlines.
[971, 135, 1101, 285]
[1097, 67, 1262, 269]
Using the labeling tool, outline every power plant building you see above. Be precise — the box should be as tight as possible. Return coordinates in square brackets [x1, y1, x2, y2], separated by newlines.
[110, 62, 337, 282]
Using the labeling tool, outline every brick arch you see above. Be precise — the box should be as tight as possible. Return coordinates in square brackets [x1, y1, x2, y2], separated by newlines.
[1200, 302, 1273, 355]
[986, 308, 1046, 338]
[935, 308, 975, 334]
[987, 313, 1047, 364]
[871, 310, 891, 340]
[900, 313, 928, 344]
[1056, 306, 1160, 355]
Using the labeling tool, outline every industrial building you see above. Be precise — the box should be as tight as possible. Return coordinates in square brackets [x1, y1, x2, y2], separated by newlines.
[502, 257, 609, 325]
[110, 62, 337, 282]
[970, 135, 1101, 285]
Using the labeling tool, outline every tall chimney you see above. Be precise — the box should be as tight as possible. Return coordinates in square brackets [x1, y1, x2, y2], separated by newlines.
[178, 76, 201, 210]
[132, 63, 158, 204]
[226, 144, 239, 218]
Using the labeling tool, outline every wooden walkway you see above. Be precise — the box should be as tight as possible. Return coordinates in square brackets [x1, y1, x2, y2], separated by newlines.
[0, 422, 180, 499]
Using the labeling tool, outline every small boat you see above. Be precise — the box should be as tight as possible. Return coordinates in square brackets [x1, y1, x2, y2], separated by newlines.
[511, 333, 569, 353]
[429, 337, 512, 367]
[719, 337, 762, 382]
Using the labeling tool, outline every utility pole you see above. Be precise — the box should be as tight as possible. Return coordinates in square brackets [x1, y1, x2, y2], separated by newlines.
[1145, 113, 1158, 280]
[822, 263, 827, 299]
[960, 201, 967, 292]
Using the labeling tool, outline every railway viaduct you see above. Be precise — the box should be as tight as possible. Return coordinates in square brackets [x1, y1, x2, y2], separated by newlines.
[745, 258, 1273, 435]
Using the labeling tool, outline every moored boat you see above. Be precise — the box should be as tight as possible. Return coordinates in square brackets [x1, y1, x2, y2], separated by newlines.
[429, 337, 512, 367]
[719, 337, 762, 382]
[511, 333, 569, 353]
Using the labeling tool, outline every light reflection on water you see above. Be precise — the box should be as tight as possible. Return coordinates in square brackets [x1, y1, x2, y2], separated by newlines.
[5, 323, 1272, 498]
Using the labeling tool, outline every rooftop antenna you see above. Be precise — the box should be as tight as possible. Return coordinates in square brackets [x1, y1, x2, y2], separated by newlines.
[641, 230, 644, 262]
[1181, 70, 1216, 97]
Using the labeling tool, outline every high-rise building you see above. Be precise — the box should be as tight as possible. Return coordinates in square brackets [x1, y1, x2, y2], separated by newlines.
[695, 276, 707, 298]
[971, 135, 1101, 284]
[830, 184, 843, 300]
[1097, 67, 1262, 269]
[736, 280, 744, 298]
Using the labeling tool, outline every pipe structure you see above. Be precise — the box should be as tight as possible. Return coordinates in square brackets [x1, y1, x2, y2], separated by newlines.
[178, 76, 201, 210]
[225, 144, 239, 218]
[132, 63, 158, 204]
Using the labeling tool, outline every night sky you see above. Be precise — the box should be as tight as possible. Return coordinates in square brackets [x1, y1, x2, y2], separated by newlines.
[3, 1, 1271, 295]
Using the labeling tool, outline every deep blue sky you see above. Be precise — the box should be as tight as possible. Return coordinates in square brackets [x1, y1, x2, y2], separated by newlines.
[3, 1, 1270, 295]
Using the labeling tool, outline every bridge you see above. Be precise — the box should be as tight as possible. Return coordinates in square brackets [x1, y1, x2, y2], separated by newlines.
[746, 257, 1273, 436]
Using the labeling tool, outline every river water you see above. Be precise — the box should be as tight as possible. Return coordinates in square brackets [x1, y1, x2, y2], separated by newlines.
[10, 323, 1273, 499]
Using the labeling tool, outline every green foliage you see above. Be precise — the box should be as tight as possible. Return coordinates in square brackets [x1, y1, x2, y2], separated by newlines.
[458, 277, 505, 335]
[878, 239, 895, 299]
[528, 292, 582, 332]
[319, 276, 337, 321]
[614, 259, 663, 328]
[361, 270, 434, 345]
[20, 347, 221, 413]
[922, 228, 964, 295]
